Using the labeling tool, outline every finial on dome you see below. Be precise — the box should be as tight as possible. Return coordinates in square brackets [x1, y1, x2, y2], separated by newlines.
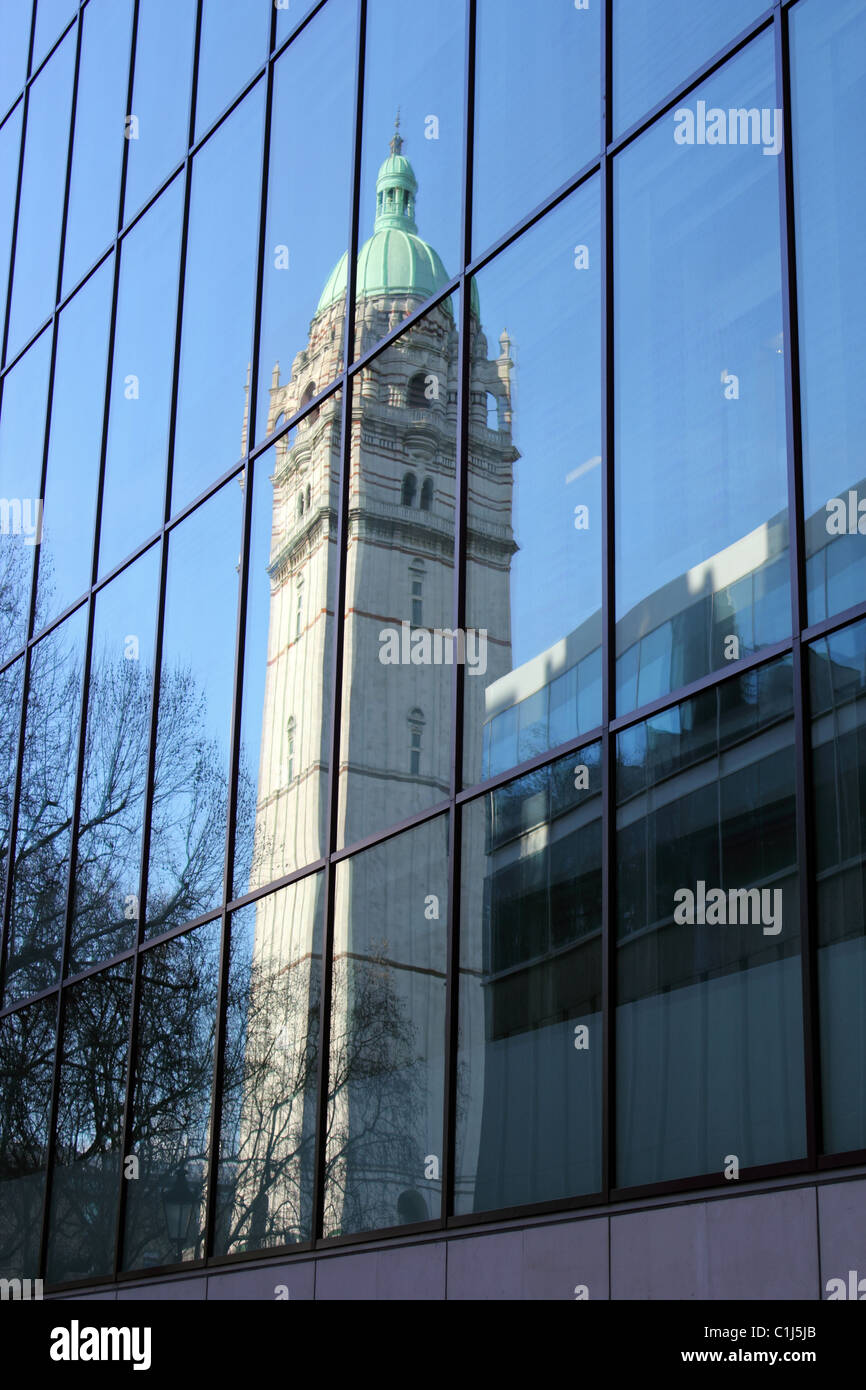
[390, 108, 403, 156]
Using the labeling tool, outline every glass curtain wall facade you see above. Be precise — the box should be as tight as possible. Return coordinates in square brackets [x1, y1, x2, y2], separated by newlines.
[0, 0, 864, 1290]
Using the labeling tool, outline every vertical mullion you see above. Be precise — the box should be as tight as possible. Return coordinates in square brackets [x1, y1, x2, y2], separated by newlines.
[115, 0, 140, 237]
[601, 0, 615, 1204]
[442, 0, 475, 1227]
[310, 0, 367, 1247]
[774, 1, 821, 1166]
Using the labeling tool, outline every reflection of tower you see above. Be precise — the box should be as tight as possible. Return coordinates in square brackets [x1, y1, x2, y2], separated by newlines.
[236, 128, 518, 1242]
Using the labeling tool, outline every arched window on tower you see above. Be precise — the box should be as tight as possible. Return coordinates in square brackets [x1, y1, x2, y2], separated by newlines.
[287, 717, 296, 782]
[486, 391, 500, 431]
[306, 482, 311, 510]
[401, 471, 417, 508]
[408, 708, 425, 776]
[420, 478, 433, 512]
[300, 380, 319, 424]
[409, 560, 425, 627]
[295, 577, 304, 640]
[408, 372, 429, 409]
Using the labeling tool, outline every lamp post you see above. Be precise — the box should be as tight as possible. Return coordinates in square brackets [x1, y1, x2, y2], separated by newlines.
[162, 1168, 196, 1265]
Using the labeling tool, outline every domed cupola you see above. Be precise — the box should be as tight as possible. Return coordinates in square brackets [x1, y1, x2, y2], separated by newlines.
[316, 117, 453, 313]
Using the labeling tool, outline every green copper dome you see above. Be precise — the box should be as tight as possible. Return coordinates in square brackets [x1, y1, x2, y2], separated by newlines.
[316, 122, 465, 315]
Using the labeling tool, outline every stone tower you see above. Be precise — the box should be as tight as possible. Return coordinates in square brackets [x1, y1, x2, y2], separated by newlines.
[232, 129, 518, 1247]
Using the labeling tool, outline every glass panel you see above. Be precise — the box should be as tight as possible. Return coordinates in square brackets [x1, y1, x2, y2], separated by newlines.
[324, 815, 448, 1237]
[254, 0, 356, 446]
[792, 0, 866, 625]
[234, 414, 340, 899]
[37, 257, 113, 628]
[0, 997, 56, 1280]
[276, 0, 321, 45]
[5, 607, 86, 1004]
[146, 483, 241, 935]
[216, 875, 323, 1254]
[123, 0, 196, 218]
[99, 177, 183, 578]
[121, 922, 220, 1270]
[613, 0, 767, 137]
[463, 181, 602, 789]
[31, 0, 77, 70]
[46, 960, 132, 1282]
[473, 0, 601, 256]
[615, 37, 788, 716]
[350, 0, 465, 359]
[0, 2, 32, 117]
[337, 301, 458, 849]
[809, 618, 866, 1155]
[0, 657, 23, 927]
[0, 105, 22, 340]
[70, 546, 160, 973]
[61, 0, 132, 295]
[5, 31, 74, 362]
[0, 328, 51, 661]
[616, 658, 805, 1187]
[457, 745, 602, 1214]
[194, 0, 270, 141]
[171, 86, 264, 514]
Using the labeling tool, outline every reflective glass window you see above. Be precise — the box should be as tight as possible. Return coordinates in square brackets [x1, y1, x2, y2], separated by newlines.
[809, 618, 866, 1155]
[70, 547, 160, 974]
[255, 0, 356, 446]
[464, 181, 602, 789]
[792, 0, 866, 625]
[0, 328, 51, 661]
[324, 815, 448, 1237]
[616, 658, 805, 1187]
[99, 177, 183, 578]
[352, 0, 465, 359]
[37, 257, 113, 628]
[0, 657, 23, 920]
[0, 2, 32, 117]
[5, 607, 86, 1005]
[31, 0, 77, 71]
[457, 745, 602, 1213]
[146, 483, 242, 935]
[194, 0, 270, 141]
[5, 31, 74, 362]
[276, 0, 321, 45]
[61, 0, 132, 295]
[0, 998, 56, 1279]
[46, 960, 132, 1282]
[613, 0, 767, 137]
[615, 37, 788, 715]
[337, 302, 458, 850]
[234, 415, 340, 899]
[0, 105, 22, 341]
[122, 922, 220, 1269]
[473, 0, 601, 256]
[124, 0, 196, 219]
[171, 86, 264, 514]
[216, 875, 323, 1254]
